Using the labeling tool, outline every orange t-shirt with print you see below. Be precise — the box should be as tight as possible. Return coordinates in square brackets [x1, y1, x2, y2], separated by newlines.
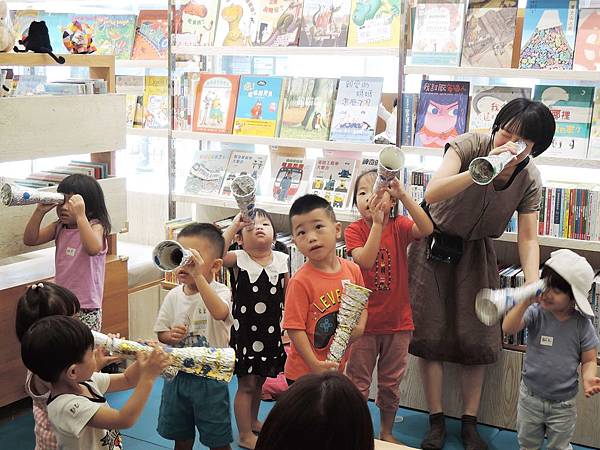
[283, 257, 364, 381]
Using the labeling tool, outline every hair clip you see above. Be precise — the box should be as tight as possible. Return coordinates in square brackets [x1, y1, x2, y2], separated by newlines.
[30, 282, 44, 290]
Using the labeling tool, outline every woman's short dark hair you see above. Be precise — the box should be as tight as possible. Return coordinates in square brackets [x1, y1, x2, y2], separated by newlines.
[491, 98, 556, 157]
[255, 372, 374, 450]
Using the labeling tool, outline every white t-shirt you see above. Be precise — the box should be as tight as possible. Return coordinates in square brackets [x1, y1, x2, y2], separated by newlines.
[47, 372, 123, 450]
[153, 281, 233, 348]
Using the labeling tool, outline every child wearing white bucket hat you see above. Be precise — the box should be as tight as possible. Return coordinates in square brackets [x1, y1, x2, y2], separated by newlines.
[503, 249, 600, 450]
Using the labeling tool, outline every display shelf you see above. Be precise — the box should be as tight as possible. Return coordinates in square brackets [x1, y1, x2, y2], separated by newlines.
[496, 232, 600, 252]
[0, 53, 114, 68]
[172, 45, 399, 58]
[127, 127, 169, 138]
[115, 59, 201, 70]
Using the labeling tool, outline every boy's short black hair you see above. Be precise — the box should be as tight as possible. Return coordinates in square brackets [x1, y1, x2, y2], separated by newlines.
[15, 282, 81, 341]
[21, 316, 94, 383]
[289, 194, 336, 230]
[541, 265, 575, 302]
[178, 222, 225, 259]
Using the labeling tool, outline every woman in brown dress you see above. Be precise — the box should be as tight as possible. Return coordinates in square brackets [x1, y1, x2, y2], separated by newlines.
[408, 99, 556, 450]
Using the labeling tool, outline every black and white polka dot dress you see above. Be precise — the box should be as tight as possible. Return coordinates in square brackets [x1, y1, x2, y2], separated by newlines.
[230, 250, 288, 378]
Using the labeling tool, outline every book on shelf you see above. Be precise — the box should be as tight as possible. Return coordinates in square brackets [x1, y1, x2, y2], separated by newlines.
[518, 0, 578, 70]
[175, 72, 201, 130]
[573, 8, 600, 71]
[410, 1, 465, 66]
[69, 160, 109, 179]
[214, 0, 260, 46]
[133, 96, 145, 128]
[174, 0, 220, 46]
[43, 83, 87, 95]
[13, 74, 46, 96]
[279, 77, 338, 140]
[184, 150, 232, 195]
[48, 79, 108, 95]
[192, 74, 241, 134]
[220, 151, 268, 196]
[233, 75, 286, 137]
[346, 0, 402, 47]
[310, 156, 357, 208]
[588, 89, 600, 160]
[131, 10, 168, 60]
[143, 76, 169, 129]
[298, 0, 351, 47]
[270, 154, 314, 203]
[533, 85, 594, 158]
[254, 0, 304, 46]
[414, 80, 470, 149]
[400, 93, 418, 146]
[460, 0, 518, 68]
[116, 76, 145, 127]
[329, 76, 384, 143]
[357, 156, 379, 175]
[469, 86, 531, 134]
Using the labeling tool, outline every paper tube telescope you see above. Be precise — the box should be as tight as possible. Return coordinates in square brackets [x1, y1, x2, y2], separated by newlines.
[475, 279, 546, 326]
[1, 183, 65, 206]
[327, 281, 371, 363]
[373, 146, 405, 193]
[92, 331, 235, 382]
[231, 175, 257, 221]
[469, 141, 527, 186]
[152, 240, 193, 272]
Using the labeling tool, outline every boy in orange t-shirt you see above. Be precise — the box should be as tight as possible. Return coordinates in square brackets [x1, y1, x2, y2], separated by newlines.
[283, 194, 367, 383]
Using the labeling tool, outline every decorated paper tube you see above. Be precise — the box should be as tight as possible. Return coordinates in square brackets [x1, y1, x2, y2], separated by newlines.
[1, 183, 65, 206]
[469, 140, 527, 186]
[327, 281, 372, 363]
[373, 145, 405, 193]
[92, 331, 236, 382]
[152, 240, 193, 272]
[475, 279, 545, 326]
[231, 174, 257, 221]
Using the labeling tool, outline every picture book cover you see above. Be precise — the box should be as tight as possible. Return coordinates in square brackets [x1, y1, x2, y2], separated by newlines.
[310, 157, 357, 208]
[233, 76, 286, 137]
[357, 155, 379, 174]
[131, 10, 168, 60]
[411, 1, 465, 66]
[271, 155, 314, 202]
[220, 151, 268, 196]
[534, 85, 595, 158]
[214, 0, 260, 46]
[254, 0, 304, 46]
[12, 10, 43, 41]
[184, 150, 232, 195]
[279, 77, 338, 140]
[588, 89, 600, 159]
[174, 0, 220, 46]
[414, 80, 470, 149]
[519, 0, 578, 70]
[143, 76, 169, 129]
[469, 86, 531, 133]
[347, 0, 402, 47]
[461, 0, 518, 68]
[573, 9, 600, 71]
[298, 0, 351, 47]
[192, 74, 241, 134]
[329, 76, 384, 143]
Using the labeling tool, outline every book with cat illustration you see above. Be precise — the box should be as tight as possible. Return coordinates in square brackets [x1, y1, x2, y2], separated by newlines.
[469, 86, 531, 133]
[184, 150, 232, 195]
[214, 0, 260, 46]
[254, 0, 305, 46]
[220, 151, 268, 196]
[298, 0, 351, 47]
[131, 10, 169, 60]
[347, 0, 402, 47]
[143, 76, 169, 129]
[174, 0, 221, 46]
[192, 74, 241, 134]
[233, 75, 286, 137]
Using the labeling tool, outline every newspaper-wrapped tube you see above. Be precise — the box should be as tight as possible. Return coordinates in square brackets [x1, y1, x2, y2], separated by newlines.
[153, 240, 193, 272]
[92, 331, 235, 382]
[373, 146, 405, 193]
[1, 183, 65, 206]
[327, 281, 371, 362]
[231, 175, 257, 221]
[475, 279, 546, 326]
[469, 140, 527, 185]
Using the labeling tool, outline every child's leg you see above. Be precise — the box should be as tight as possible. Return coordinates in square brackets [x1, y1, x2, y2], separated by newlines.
[346, 334, 379, 400]
[251, 376, 266, 432]
[545, 396, 577, 450]
[174, 440, 194, 450]
[376, 332, 411, 444]
[194, 379, 232, 450]
[516, 381, 547, 450]
[235, 374, 261, 449]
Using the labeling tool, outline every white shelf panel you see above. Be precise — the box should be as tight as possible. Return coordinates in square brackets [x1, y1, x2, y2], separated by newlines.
[127, 127, 168, 138]
[497, 232, 600, 252]
[404, 65, 600, 82]
[117, 59, 167, 69]
[172, 130, 387, 152]
[400, 146, 445, 157]
[173, 45, 399, 57]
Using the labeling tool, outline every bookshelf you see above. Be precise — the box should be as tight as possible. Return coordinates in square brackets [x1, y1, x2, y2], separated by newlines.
[172, 45, 400, 58]
[127, 127, 169, 138]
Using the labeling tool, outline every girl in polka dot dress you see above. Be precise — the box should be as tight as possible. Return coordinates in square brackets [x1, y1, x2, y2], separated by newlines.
[223, 209, 289, 450]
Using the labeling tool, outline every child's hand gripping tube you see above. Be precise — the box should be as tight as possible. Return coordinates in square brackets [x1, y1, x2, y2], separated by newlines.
[231, 175, 257, 222]
[373, 146, 405, 193]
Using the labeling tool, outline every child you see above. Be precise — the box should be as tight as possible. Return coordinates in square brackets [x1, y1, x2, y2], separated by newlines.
[283, 194, 367, 383]
[344, 170, 433, 444]
[23, 174, 111, 331]
[21, 315, 169, 450]
[153, 223, 234, 450]
[222, 209, 289, 450]
[503, 249, 600, 450]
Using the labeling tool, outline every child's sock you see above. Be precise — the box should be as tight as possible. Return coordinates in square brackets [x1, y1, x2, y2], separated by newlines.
[461, 415, 488, 450]
[421, 412, 445, 450]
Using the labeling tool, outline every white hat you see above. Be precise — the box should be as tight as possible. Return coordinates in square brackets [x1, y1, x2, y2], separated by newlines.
[544, 249, 595, 317]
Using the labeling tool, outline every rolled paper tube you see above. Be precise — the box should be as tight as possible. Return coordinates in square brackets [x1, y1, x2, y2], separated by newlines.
[327, 281, 371, 363]
[152, 240, 193, 272]
[1, 183, 65, 206]
[469, 140, 527, 186]
[92, 331, 236, 382]
[373, 146, 405, 193]
[475, 279, 545, 326]
[231, 175, 257, 221]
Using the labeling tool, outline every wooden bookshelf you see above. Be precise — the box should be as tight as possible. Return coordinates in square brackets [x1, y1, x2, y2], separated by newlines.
[173, 45, 400, 57]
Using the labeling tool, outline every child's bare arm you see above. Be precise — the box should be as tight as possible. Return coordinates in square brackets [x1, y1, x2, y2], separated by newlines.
[23, 205, 57, 246]
[287, 329, 337, 374]
[188, 249, 230, 320]
[502, 298, 533, 335]
[582, 349, 600, 398]
[69, 195, 104, 255]
[389, 179, 434, 239]
[222, 213, 252, 267]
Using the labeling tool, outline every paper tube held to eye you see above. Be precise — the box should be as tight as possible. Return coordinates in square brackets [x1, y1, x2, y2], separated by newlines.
[152, 240, 193, 272]
[469, 140, 527, 186]
[231, 175, 257, 221]
[1, 183, 65, 206]
[475, 279, 545, 326]
[373, 145, 405, 193]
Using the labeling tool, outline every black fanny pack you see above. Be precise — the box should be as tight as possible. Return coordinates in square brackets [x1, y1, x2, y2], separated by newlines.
[421, 201, 463, 264]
